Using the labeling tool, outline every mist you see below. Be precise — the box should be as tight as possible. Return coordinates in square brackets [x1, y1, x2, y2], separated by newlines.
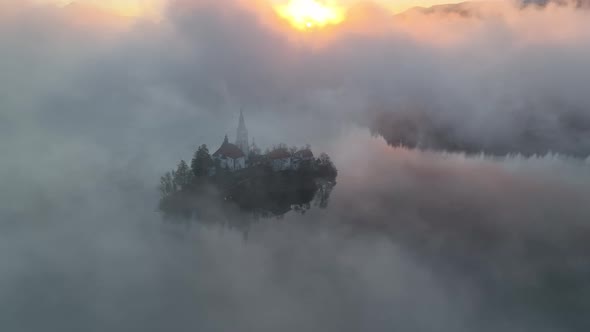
[1, 0, 590, 331]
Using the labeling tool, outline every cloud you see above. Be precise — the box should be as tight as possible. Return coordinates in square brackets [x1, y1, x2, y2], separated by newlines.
[1, 128, 589, 331]
[1, 2, 590, 331]
[163, 1, 590, 156]
[4, 0, 590, 155]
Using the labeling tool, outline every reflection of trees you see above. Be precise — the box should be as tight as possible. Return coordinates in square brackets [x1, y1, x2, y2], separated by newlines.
[313, 180, 335, 209]
[160, 172, 337, 223]
[223, 173, 336, 219]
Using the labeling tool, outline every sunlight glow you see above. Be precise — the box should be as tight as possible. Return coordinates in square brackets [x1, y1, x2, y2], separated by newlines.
[274, 0, 346, 30]
[50, 0, 163, 19]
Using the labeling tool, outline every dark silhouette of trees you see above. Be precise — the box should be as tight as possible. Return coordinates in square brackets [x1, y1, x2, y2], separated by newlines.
[314, 180, 335, 209]
[159, 142, 338, 220]
[316, 153, 338, 179]
[191, 144, 213, 177]
[159, 171, 176, 197]
[268, 143, 288, 153]
[173, 160, 193, 190]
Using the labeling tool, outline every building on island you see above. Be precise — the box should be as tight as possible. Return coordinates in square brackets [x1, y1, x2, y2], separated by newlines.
[212, 110, 314, 172]
[212, 135, 246, 171]
[268, 148, 314, 171]
[212, 110, 250, 172]
[294, 148, 314, 161]
[292, 148, 314, 170]
[267, 148, 293, 171]
[235, 109, 249, 155]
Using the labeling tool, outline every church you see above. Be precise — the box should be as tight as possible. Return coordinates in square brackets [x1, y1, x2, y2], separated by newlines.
[212, 110, 250, 171]
[212, 110, 313, 172]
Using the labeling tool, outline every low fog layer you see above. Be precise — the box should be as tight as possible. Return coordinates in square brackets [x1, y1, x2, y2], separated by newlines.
[2, 130, 590, 331]
[2, 1, 590, 331]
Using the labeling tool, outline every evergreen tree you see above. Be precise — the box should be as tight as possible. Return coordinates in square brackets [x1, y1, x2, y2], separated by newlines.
[159, 171, 176, 198]
[173, 160, 193, 190]
[191, 144, 213, 177]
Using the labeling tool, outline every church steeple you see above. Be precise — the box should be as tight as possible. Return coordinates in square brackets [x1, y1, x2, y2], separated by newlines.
[235, 109, 249, 155]
[239, 109, 246, 128]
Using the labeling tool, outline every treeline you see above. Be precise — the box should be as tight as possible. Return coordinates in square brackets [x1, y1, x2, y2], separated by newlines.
[159, 143, 337, 199]
[159, 144, 212, 198]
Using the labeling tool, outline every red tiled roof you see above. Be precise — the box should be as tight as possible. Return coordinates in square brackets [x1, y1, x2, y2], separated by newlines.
[295, 149, 314, 159]
[213, 142, 245, 159]
[267, 149, 291, 160]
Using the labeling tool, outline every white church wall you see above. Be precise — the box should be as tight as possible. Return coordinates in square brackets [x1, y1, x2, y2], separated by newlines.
[235, 157, 246, 170]
[216, 156, 245, 172]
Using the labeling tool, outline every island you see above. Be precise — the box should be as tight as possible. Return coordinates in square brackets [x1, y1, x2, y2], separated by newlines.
[158, 111, 337, 220]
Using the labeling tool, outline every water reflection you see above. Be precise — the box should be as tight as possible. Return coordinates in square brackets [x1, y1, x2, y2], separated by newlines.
[235, 179, 336, 219]
[160, 175, 336, 224]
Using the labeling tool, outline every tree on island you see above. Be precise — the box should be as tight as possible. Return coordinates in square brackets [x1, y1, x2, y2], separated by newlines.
[173, 160, 193, 190]
[159, 171, 176, 198]
[316, 153, 338, 179]
[268, 143, 288, 153]
[158, 140, 338, 219]
[191, 144, 213, 177]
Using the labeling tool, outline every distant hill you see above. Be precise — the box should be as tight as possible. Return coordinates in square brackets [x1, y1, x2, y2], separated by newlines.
[397, 0, 589, 19]
[396, 1, 513, 19]
[521, 0, 590, 8]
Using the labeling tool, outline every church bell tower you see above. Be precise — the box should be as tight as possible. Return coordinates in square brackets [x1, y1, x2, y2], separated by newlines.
[235, 109, 249, 155]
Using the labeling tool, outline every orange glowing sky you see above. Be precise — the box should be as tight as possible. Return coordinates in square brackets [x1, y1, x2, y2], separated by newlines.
[38, 0, 474, 21]
[41, 0, 166, 18]
[269, 0, 472, 19]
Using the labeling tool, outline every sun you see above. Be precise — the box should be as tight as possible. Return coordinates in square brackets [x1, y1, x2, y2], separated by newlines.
[274, 0, 346, 30]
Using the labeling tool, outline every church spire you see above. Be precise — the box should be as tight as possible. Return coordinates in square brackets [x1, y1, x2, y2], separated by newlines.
[235, 108, 249, 155]
[239, 108, 246, 128]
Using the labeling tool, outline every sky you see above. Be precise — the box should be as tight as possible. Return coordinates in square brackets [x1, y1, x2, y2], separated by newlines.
[1, 0, 590, 331]
[32, 0, 475, 18]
